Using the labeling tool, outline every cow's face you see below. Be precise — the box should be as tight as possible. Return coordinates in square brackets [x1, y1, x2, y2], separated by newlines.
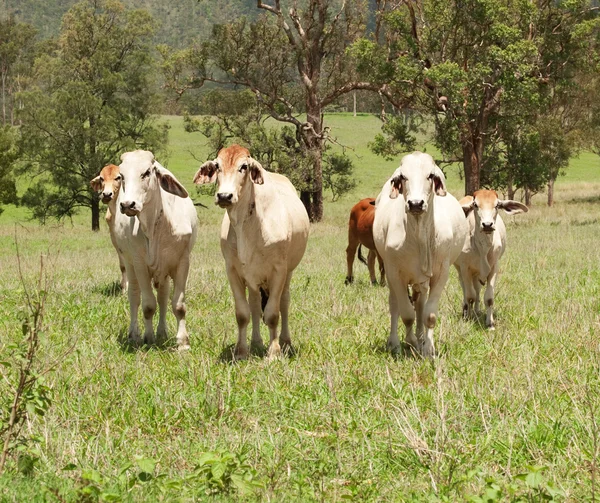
[90, 164, 122, 204]
[461, 190, 528, 233]
[193, 144, 264, 208]
[389, 152, 446, 215]
[119, 150, 188, 217]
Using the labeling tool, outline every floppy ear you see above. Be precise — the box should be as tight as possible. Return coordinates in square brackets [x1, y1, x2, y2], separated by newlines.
[154, 163, 189, 198]
[247, 158, 264, 185]
[432, 166, 447, 196]
[498, 199, 528, 215]
[460, 196, 475, 216]
[193, 160, 218, 185]
[389, 175, 403, 199]
[369, 200, 375, 206]
[90, 175, 103, 192]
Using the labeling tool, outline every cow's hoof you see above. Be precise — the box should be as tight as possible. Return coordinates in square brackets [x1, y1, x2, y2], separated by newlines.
[266, 343, 282, 361]
[487, 324, 495, 331]
[177, 343, 191, 351]
[250, 340, 266, 357]
[233, 346, 249, 361]
[344, 277, 353, 285]
[280, 340, 295, 357]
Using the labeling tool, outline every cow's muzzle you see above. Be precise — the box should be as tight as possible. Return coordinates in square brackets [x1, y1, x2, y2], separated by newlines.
[120, 200, 139, 216]
[407, 199, 426, 215]
[101, 192, 113, 204]
[481, 222, 495, 233]
[216, 192, 234, 208]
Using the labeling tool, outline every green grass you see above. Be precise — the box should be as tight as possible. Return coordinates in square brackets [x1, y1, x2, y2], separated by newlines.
[0, 115, 600, 501]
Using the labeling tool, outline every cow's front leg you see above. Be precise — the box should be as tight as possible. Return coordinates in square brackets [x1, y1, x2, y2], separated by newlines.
[386, 268, 415, 355]
[227, 268, 250, 360]
[460, 268, 477, 320]
[421, 265, 450, 358]
[156, 277, 170, 346]
[126, 264, 141, 347]
[265, 271, 286, 360]
[413, 282, 427, 345]
[484, 262, 498, 330]
[248, 288, 265, 355]
[172, 258, 191, 350]
[118, 252, 128, 294]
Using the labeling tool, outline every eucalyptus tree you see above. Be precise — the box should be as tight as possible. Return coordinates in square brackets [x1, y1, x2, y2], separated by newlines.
[18, 0, 167, 230]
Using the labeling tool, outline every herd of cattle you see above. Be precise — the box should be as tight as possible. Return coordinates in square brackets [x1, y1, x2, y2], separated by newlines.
[90, 146, 527, 359]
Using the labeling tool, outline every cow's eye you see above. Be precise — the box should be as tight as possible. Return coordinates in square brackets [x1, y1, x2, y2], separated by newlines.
[239, 163, 248, 172]
[141, 169, 151, 179]
[99, 176, 104, 182]
[427, 173, 434, 180]
[399, 174, 408, 181]
[473, 201, 478, 209]
[115, 175, 121, 181]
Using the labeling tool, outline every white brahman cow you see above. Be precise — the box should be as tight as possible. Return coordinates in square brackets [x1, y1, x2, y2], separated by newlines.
[455, 189, 528, 329]
[373, 152, 468, 357]
[193, 144, 309, 360]
[90, 164, 128, 292]
[114, 150, 198, 349]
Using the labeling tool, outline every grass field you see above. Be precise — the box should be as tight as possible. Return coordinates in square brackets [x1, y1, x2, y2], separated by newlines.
[0, 114, 599, 501]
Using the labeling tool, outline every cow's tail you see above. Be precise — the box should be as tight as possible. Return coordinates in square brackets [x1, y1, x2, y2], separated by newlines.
[357, 244, 368, 266]
[259, 287, 269, 313]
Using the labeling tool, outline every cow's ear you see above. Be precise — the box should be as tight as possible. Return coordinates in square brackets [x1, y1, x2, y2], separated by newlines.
[247, 158, 264, 185]
[369, 200, 376, 206]
[498, 199, 528, 215]
[432, 166, 447, 196]
[90, 175, 103, 192]
[389, 176, 403, 199]
[193, 161, 218, 185]
[460, 196, 475, 216]
[155, 165, 189, 198]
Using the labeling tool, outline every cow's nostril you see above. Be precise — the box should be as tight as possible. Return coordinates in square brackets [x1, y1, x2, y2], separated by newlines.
[217, 193, 233, 202]
[408, 199, 425, 211]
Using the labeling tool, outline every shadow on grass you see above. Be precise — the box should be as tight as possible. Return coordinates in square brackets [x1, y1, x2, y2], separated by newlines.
[116, 328, 175, 354]
[218, 340, 297, 364]
[93, 281, 123, 297]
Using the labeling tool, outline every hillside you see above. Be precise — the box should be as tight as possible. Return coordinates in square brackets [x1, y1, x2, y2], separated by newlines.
[5, 0, 258, 46]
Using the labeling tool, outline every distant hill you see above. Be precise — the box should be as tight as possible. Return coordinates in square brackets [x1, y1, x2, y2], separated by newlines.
[5, 0, 259, 46]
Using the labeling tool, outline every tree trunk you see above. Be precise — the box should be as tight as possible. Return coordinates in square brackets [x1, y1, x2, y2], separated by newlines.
[507, 177, 515, 201]
[525, 187, 532, 207]
[304, 100, 324, 222]
[91, 197, 100, 232]
[353, 91, 357, 117]
[547, 178, 555, 207]
[462, 142, 481, 195]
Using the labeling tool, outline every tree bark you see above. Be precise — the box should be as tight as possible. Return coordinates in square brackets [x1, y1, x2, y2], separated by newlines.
[304, 98, 324, 222]
[507, 176, 515, 200]
[525, 187, 532, 207]
[462, 142, 481, 195]
[91, 197, 100, 232]
[547, 178, 555, 207]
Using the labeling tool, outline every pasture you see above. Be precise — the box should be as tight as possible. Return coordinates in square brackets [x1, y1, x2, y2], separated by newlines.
[1, 114, 600, 501]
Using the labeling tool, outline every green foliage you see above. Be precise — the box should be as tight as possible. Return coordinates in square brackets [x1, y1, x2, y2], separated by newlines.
[193, 449, 263, 496]
[322, 151, 357, 202]
[17, 0, 168, 230]
[368, 113, 422, 160]
[0, 126, 19, 215]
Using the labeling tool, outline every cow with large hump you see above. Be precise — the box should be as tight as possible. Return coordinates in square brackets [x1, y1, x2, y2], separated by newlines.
[455, 189, 528, 329]
[193, 144, 309, 361]
[90, 164, 128, 293]
[373, 152, 468, 358]
[114, 150, 198, 349]
[345, 197, 385, 286]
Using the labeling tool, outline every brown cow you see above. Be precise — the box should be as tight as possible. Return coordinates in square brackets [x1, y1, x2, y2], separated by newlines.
[90, 164, 127, 292]
[345, 197, 385, 286]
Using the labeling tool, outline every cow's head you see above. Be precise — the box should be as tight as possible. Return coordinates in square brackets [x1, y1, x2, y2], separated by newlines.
[90, 164, 122, 204]
[193, 144, 264, 208]
[118, 150, 188, 217]
[461, 190, 528, 233]
[389, 152, 446, 215]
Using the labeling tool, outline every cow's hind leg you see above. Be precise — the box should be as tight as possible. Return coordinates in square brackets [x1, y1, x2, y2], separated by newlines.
[279, 275, 294, 355]
[367, 249, 377, 285]
[377, 252, 385, 287]
[227, 268, 250, 360]
[248, 288, 265, 355]
[345, 231, 359, 285]
[172, 258, 191, 350]
[484, 262, 498, 330]
[156, 278, 170, 346]
[138, 268, 157, 346]
[265, 270, 286, 360]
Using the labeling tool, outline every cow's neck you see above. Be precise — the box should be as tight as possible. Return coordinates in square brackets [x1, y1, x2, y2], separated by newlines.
[474, 229, 493, 279]
[226, 183, 262, 230]
[136, 189, 167, 273]
[407, 198, 435, 278]
[106, 199, 117, 229]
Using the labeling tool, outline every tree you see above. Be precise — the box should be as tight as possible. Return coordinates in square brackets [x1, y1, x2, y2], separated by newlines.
[0, 16, 37, 126]
[0, 125, 19, 214]
[164, 0, 402, 221]
[18, 0, 167, 231]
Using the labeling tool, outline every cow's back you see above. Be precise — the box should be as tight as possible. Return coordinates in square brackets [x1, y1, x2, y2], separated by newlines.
[349, 198, 377, 250]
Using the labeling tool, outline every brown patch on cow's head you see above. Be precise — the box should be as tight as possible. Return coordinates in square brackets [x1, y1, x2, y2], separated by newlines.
[194, 144, 265, 208]
[90, 164, 122, 204]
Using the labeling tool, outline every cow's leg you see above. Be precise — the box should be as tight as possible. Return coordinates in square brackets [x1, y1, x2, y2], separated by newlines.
[459, 268, 476, 319]
[386, 268, 416, 354]
[421, 265, 451, 358]
[367, 249, 377, 285]
[248, 287, 264, 354]
[484, 262, 498, 330]
[126, 265, 142, 347]
[136, 266, 156, 346]
[279, 275, 293, 354]
[227, 268, 250, 360]
[265, 270, 286, 360]
[171, 258, 191, 350]
[413, 282, 428, 348]
[377, 253, 386, 287]
[474, 277, 482, 315]
[118, 252, 128, 293]
[345, 231, 358, 285]
[156, 278, 170, 346]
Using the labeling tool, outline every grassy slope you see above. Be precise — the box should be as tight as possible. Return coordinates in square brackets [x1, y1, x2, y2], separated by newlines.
[0, 114, 599, 501]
